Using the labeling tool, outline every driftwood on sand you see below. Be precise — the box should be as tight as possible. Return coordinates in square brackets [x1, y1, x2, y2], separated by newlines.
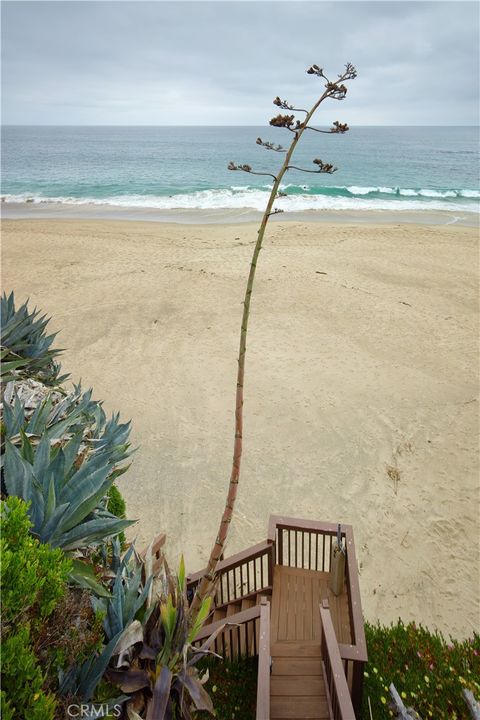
[389, 683, 423, 720]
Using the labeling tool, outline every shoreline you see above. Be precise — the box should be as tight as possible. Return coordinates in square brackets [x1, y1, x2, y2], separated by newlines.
[2, 218, 479, 639]
[1, 200, 479, 227]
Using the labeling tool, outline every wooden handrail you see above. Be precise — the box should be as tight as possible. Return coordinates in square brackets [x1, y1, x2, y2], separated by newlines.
[256, 597, 270, 720]
[267, 514, 349, 541]
[320, 600, 356, 720]
[343, 526, 367, 660]
[193, 604, 261, 643]
[187, 540, 273, 586]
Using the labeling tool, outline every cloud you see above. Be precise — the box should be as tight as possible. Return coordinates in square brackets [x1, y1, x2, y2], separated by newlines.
[1, 1, 479, 124]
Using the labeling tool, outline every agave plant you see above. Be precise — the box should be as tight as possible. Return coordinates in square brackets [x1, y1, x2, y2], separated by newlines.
[103, 557, 218, 719]
[2, 382, 131, 466]
[1, 291, 68, 385]
[92, 542, 154, 643]
[3, 430, 134, 551]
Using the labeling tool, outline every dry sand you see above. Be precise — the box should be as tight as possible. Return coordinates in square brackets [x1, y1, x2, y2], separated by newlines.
[2, 218, 479, 638]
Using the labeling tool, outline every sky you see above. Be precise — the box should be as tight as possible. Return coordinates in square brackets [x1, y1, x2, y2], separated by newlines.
[1, 1, 479, 125]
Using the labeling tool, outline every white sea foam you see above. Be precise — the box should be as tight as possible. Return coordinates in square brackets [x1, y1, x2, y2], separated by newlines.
[3, 187, 479, 214]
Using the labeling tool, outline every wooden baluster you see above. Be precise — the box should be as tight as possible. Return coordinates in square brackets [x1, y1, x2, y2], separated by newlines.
[278, 528, 283, 565]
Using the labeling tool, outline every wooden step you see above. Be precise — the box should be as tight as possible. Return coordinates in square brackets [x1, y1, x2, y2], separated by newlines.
[271, 642, 321, 657]
[271, 675, 325, 696]
[270, 696, 330, 719]
[272, 657, 322, 676]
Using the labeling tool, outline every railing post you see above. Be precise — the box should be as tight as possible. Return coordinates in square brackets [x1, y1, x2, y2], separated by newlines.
[267, 540, 275, 586]
[278, 528, 283, 566]
[351, 659, 364, 718]
[256, 597, 270, 720]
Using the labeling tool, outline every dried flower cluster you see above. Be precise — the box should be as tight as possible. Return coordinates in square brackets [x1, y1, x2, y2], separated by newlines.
[306, 62, 357, 100]
[326, 82, 348, 100]
[273, 96, 294, 110]
[313, 158, 337, 173]
[331, 120, 349, 133]
[269, 113, 296, 129]
[269, 114, 305, 132]
[306, 64, 327, 78]
[256, 137, 286, 153]
[228, 161, 251, 172]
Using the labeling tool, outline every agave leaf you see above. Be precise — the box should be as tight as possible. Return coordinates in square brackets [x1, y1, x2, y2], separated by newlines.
[176, 668, 214, 712]
[62, 430, 84, 474]
[79, 629, 125, 702]
[48, 446, 66, 497]
[45, 476, 57, 521]
[60, 453, 111, 500]
[70, 559, 111, 599]
[178, 555, 186, 593]
[32, 431, 52, 488]
[38, 502, 70, 544]
[2, 392, 25, 437]
[123, 565, 144, 623]
[0, 357, 29, 376]
[188, 622, 227, 667]
[112, 620, 144, 656]
[26, 393, 54, 435]
[107, 668, 150, 693]
[4, 439, 34, 502]
[59, 476, 112, 534]
[55, 516, 135, 552]
[135, 574, 154, 619]
[188, 596, 212, 643]
[146, 666, 172, 720]
[20, 428, 35, 465]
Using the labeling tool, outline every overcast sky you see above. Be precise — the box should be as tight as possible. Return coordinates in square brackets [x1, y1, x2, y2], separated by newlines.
[1, 1, 479, 125]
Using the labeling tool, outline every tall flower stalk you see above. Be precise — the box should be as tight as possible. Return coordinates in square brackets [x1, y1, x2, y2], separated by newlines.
[191, 63, 357, 616]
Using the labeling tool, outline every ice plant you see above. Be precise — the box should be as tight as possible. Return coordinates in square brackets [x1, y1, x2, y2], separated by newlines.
[191, 63, 357, 615]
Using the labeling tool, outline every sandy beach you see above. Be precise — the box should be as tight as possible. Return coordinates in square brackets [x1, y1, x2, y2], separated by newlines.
[2, 217, 478, 638]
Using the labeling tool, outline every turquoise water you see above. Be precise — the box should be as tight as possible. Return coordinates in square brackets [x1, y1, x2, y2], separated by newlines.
[1, 126, 479, 214]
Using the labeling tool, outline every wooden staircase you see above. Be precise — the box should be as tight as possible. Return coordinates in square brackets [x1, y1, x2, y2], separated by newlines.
[188, 516, 367, 720]
[271, 642, 330, 719]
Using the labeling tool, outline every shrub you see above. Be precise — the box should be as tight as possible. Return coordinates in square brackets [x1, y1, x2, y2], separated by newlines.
[363, 620, 480, 719]
[107, 484, 127, 547]
[0, 497, 72, 720]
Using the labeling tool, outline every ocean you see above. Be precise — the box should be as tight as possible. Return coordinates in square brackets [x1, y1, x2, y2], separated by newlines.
[1, 125, 479, 216]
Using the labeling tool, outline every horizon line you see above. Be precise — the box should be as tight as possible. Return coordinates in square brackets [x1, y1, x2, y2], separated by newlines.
[2, 123, 479, 128]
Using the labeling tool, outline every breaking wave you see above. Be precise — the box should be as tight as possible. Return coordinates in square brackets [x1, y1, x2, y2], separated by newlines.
[3, 184, 479, 213]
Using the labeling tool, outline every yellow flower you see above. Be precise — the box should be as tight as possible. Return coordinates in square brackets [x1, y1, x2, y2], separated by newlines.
[373, 667, 378, 674]
[424, 675, 430, 683]
[364, 671, 369, 678]
[33, 694, 40, 701]
[381, 696, 387, 704]
[401, 691, 407, 699]
[212, 685, 217, 693]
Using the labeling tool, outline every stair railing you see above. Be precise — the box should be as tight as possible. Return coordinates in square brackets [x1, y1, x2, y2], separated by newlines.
[320, 600, 357, 720]
[256, 597, 271, 720]
[187, 539, 275, 609]
[267, 515, 367, 715]
[192, 603, 262, 659]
